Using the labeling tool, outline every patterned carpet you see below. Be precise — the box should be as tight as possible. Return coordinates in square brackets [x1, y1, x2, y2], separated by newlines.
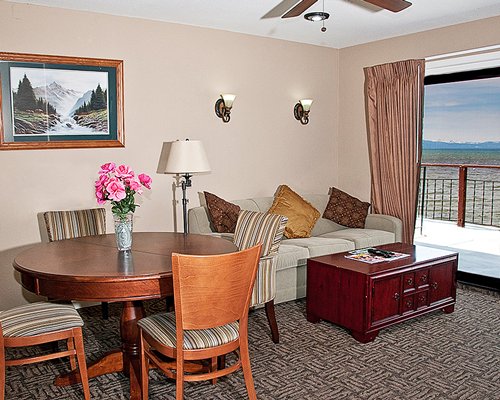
[4, 287, 499, 399]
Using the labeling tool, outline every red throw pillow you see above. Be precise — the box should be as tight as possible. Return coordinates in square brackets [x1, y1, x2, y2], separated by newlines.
[322, 187, 370, 228]
[204, 192, 241, 233]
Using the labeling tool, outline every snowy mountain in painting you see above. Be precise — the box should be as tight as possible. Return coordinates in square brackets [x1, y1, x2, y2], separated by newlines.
[33, 81, 82, 117]
[69, 90, 92, 116]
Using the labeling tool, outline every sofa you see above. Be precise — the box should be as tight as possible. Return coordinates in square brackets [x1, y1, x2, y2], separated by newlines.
[188, 193, 402, 304]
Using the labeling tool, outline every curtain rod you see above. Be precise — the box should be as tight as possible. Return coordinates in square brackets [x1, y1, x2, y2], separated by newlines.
[425, 44, 500, 61]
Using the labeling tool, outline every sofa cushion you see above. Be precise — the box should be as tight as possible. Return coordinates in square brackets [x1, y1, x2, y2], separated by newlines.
[204, 191, 241, 233]
[251, 197, 275, 213]
[319, 229, 395, 249]
[276, 244, 310, 271]
[301, 194, 330, 215]
[323, 187, 370, 228]
[269, 185, 320, 239]
[310, 217, 346, 237]
[281, 237, 355, 258]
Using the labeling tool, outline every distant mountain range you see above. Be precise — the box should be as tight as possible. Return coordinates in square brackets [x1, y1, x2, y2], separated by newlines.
[33, 81, 83, 117]
[423, 140, 500, 150]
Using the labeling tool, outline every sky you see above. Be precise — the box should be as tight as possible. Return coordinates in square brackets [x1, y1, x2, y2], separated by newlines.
[423, 76, 500, 143]
[10, 67, 108, 94]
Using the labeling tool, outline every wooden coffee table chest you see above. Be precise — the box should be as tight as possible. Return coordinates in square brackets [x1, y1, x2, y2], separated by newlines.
[306, 243, 458, 343]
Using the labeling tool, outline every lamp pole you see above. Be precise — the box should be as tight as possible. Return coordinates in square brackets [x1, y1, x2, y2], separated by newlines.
[180, 173, 192, 234]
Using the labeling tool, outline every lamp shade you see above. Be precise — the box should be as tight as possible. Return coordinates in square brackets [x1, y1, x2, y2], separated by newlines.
[221, 94, 236, 108]
[162, 139, 211, 174]
[300, 99, 313, 112]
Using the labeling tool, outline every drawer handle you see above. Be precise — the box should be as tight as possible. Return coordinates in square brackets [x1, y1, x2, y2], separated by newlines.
[419, 295, 426, 302]
[431, 282, 438, 290]
[393, 293, 400, 300]
[406, 278, 413, 285]
[405, 300, 412, 308]
[420, 275, 427, 282]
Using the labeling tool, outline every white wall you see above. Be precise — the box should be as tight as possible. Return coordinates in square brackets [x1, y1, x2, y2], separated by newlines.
[0, 1, 339, 309]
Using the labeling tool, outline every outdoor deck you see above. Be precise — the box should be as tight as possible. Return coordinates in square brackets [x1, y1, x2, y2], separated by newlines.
[414, 218, 500, 279]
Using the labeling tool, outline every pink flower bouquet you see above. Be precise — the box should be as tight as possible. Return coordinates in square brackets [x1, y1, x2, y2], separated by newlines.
[95, 162, 152, 220]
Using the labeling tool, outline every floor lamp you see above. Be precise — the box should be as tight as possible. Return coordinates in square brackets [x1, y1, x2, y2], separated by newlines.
[158, 139, 211, 233]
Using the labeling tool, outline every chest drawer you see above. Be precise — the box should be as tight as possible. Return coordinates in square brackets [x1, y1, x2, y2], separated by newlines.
[416, 269, 429, 288]
[403, 272, 415, 291]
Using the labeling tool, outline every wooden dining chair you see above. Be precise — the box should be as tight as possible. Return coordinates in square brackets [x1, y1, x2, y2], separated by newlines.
[138, 244, 262, 400]
[233, 210, 288, 343]
[43, 208, 109, 319]
[0, 302, 90, 400]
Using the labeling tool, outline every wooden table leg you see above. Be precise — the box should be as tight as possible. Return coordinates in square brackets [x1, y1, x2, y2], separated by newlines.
[56, 300, 145, 400]
[121, 300, 145, 400]
[55, 349, 123, 385]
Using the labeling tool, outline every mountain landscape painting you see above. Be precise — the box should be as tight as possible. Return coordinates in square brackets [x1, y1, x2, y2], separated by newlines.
[10, 67, 109, 135]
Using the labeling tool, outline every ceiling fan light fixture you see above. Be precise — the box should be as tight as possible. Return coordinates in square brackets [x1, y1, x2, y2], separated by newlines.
[304, 11, 329, 22]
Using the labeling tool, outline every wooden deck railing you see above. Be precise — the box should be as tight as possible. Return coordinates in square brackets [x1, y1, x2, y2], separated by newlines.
[418, 163, 500, 228]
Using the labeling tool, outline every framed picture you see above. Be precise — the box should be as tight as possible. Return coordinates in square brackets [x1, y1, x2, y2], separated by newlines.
[0, 52, 124, 150]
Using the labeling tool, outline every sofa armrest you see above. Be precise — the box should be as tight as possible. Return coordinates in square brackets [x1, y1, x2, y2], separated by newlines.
[365, 214, 403, 242]
[188, 206, 213, 234]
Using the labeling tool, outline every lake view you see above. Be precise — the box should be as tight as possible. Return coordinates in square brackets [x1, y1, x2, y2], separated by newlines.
[421, 149, 500, 181]
[419, 148, 500, 226]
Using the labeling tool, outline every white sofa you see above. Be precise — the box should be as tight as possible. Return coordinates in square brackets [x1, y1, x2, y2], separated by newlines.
[188, 193, 402, 304]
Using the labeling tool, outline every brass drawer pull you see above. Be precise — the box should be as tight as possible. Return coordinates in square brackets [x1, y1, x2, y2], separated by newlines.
[406, 278, 413, 285]
[431, 282, 438, 290]
[393, 293, 400, 300]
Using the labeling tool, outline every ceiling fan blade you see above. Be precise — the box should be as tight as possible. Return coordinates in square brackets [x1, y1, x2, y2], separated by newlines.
[262, 0, 301, 19]
[282, 0, 318, 18]
[363, 0, 412, 12]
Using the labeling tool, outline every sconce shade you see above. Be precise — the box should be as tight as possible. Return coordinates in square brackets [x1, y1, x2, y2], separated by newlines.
[160, 140, 211, 174]
[221, 94, 236, 108]
[300, 99, 313, 112]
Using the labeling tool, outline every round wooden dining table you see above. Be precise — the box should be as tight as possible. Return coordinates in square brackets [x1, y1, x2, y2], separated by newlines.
[13, 232, 237, 400]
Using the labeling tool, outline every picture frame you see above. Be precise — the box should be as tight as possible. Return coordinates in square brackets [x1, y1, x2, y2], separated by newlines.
[0, 52, 124, 150]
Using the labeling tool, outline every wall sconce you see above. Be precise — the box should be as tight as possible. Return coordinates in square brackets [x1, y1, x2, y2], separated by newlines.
[215, 94, 236, 123]
[294, 99, 313, 125]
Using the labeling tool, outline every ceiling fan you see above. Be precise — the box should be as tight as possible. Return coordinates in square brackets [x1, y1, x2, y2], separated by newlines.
[267, 0, 412, 19]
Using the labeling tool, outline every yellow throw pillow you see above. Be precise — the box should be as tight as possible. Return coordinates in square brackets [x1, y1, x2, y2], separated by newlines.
[268, 185, 320, 238]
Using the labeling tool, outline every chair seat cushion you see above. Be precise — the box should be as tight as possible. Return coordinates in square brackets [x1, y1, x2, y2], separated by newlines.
[138, 312, 239, 350]
[0, 302, 83, 337]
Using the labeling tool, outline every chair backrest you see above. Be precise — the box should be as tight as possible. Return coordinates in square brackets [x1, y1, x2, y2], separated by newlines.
[233, 210, 288, 257]
[171, 244, 261, 332]
[43, 208, 106, 242]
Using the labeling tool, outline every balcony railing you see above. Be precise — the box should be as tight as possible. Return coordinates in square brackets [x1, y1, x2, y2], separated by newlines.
[417, 163, 500, 228]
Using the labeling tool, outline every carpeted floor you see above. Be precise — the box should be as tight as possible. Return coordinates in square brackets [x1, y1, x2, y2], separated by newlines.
[4, 287, 500, 399]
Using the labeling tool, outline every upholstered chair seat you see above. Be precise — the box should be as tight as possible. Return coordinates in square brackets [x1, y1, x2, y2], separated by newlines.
[0, 302, 90, 400]
[0, 302, 83, 337]
[138, 313, 239, 350]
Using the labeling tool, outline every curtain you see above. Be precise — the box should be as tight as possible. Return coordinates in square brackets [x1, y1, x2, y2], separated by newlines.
[364, 59, 425, 244]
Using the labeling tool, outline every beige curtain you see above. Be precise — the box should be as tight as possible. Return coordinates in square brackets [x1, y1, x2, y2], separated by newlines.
[364, 59, 425, 244]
